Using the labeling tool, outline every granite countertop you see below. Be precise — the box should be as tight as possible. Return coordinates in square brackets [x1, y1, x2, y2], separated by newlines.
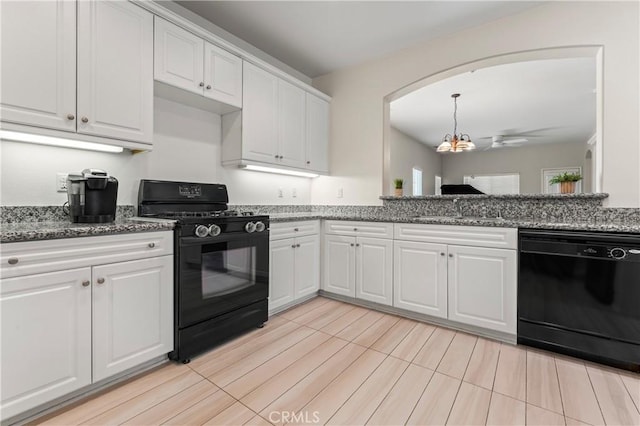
[268, 212, 640, 233]
[0, 217, 176, 243]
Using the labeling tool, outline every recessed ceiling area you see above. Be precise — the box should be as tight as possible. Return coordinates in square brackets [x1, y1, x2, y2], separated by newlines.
[390, 57, 597, 151]
[175, 1, 542, 78]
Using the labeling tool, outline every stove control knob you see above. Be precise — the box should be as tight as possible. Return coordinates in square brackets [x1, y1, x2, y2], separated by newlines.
[195, 225, 209, 238]
[245, 222, 256, 233]
[609, 247, 627, 259]
[255, 221, 266, 232]
[208, 224, 221, 237]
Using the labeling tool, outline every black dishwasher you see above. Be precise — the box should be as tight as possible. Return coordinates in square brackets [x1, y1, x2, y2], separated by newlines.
[519, 229, 640, 372]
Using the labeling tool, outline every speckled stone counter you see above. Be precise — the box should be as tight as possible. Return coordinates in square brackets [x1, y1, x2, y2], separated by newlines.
[267, 211, 640, 233]
[0, 218, 175, 243]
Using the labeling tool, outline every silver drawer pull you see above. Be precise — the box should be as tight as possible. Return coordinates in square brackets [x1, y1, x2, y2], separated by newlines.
[7, 257, 19, 265]
[296, 244, 301, 248]
[148, 242, 156, 248]
[440, 252, 445, 256]
[629, 249, 640, 255]
[350, 243, 355, 247]
[294, 228, 299, 232]
[449, 254, 453, 258]
[292, 244, 296, 248]
[82, 280, 90, 287]
[97, 278, 105, 284]
[356, 243, 360, 247]
[353, 228, 358, 231]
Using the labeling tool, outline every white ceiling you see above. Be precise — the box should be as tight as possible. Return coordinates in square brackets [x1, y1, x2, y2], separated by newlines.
[390, 57, 597, 151]
[175, 1, 542, 78]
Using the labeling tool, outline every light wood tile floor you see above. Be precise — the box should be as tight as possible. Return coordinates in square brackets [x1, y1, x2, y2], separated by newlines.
[36, 297, 640, 426]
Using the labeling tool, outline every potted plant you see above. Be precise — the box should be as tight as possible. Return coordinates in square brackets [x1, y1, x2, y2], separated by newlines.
[549, 172, 582, 194]
[393, 178, 404, 196]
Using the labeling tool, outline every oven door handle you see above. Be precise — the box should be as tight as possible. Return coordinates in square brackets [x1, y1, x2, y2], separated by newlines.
[180, 233, 269, 246]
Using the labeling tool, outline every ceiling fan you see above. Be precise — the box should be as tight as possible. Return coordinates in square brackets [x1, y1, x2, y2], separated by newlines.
[482, 135, 528, 150]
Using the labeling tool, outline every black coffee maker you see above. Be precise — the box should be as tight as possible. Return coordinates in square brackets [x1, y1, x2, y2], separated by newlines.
[66, 169, 118, 223]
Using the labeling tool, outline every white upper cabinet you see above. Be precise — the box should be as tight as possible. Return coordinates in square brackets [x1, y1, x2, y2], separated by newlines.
[204, 43, 243, 107]
[277, 79, 306, 168]
[0, 0, 153, 146]
[305, 93, 330, 173]
[77, 1, 153, 143]
[0, 0, 76, 131]
[242, 61, 279, 163]
[154, 17, 204, 95]
[154, 17, 242, 108]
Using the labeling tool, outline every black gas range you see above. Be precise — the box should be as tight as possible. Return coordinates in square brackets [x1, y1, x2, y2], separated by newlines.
[138, 180, 269, 363]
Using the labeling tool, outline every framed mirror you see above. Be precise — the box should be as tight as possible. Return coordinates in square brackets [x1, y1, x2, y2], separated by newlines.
[383, 46, 603, 196]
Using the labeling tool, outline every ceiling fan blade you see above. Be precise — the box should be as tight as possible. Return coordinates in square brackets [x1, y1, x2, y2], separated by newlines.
[502, 138, 528, 144]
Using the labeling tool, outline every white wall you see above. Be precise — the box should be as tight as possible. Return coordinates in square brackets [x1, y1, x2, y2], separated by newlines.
[441, 141, 586, 194]
[0, 96, 311, 207]
[311, 1, 640, 207]
[389, 127, 441, 195]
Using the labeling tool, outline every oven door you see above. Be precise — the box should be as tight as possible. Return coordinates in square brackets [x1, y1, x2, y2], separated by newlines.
[178, 233, 269, 328]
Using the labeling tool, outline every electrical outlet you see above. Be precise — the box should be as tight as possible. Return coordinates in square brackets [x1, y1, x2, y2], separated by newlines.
[277, 187, 283, 198]
[56, 173, 68, 192]
[337, 187, 343, 198]
[292, 187, 297, 198]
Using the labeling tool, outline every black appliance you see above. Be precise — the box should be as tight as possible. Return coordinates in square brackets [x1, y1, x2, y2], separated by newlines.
[66, 169, 118, 223]
[138, 179, 269, 363]
[518, 229, 640, 372]
[441, 184, 484, 195]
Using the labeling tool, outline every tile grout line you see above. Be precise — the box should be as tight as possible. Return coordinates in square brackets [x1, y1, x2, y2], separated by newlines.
[617, 372, 640, 415]
[403, 325, 437, 364]
[584, 363, 608, 424]
[362, 356, 412, 426]
[369, 320, 418, 355]
[551, 355, 566, 417]
[402, 366, 438, 424]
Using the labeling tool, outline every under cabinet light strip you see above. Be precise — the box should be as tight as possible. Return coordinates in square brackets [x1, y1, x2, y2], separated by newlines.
[0, 130, 124, 153]
[242, 164, 319, 178]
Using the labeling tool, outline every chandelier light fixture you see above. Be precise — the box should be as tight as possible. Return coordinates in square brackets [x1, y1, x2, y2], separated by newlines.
[437, 93, 476, 153]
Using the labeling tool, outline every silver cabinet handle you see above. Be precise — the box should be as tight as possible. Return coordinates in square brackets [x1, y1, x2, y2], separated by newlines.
[292, 244, 296, 248]
[356, 243, 360, 247]
[306, 161, 310, 165]
[353, 228, 358, 231]
[206, 84, 211, 90]
[148, 242, 155, 248]
[449, 254, 453, 258]
[67, 114, 75, 120]
[81, 117, 88, 123]
[279, 155, 284, 159]
[7, 257, 18, 265]
[294, 228, 299, 232]
[274, 154, 279, 159]
[82, 280, 90, 287]
[296, 244, 301, 248]
[199, 82, 204, 87]
[350, 243, 355, 247]
[97, 278, 105, 284]
[440, 252, 445, 256]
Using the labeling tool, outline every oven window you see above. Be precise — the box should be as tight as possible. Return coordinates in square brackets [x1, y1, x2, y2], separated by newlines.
[201, 246, 256, 298]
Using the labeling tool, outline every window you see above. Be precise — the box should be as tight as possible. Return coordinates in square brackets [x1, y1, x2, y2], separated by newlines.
[412, 168, 423, 196]
[435, 175, 442, 195]
[463, 173, 520, 194]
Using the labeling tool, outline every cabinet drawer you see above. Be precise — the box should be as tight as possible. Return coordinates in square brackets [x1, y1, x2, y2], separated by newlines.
[270, 220, 320, 240]
[394, 224, 517, 249]
[324, 220, 393, 239]
[1, 231, 173, 279]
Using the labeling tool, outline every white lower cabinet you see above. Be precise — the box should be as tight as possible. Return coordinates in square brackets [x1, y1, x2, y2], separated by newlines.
[323, 222, 394, 306]
[0, 268, 92, 420]
[393, 240, 448, 318]
[269, 221, 320, 312]
[92, 256, 173, 382]
[447, 245, 517, 334]
[393, 224, 518, 335]
[0, 232, 174, 421]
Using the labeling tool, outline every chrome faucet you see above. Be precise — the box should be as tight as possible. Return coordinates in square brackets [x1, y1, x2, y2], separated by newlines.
[453, 198, 463, 218]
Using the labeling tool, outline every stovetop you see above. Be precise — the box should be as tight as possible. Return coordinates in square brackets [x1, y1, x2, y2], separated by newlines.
[145, 210, 258, 222]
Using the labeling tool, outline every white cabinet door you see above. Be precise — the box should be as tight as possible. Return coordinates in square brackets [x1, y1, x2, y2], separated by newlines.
[77, 1, 153, 143]
[356, 237, 393, 306]
[269, 238, 296, 312]
[305, 93, 329, 173]
[0, 268, 91, 420]
[92, 256, 173, 382]
[154, 17, 204, 95]
[294, 234, 320, 299]
[204, 43, 243, 108]
[278, 79, 306, 168]
[242, 62, 279, 163]
[393, 241, 448, 318]
[323, 235, 355, 297]
[447, 245, 517, 334]
[0, 0, 76, 132]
